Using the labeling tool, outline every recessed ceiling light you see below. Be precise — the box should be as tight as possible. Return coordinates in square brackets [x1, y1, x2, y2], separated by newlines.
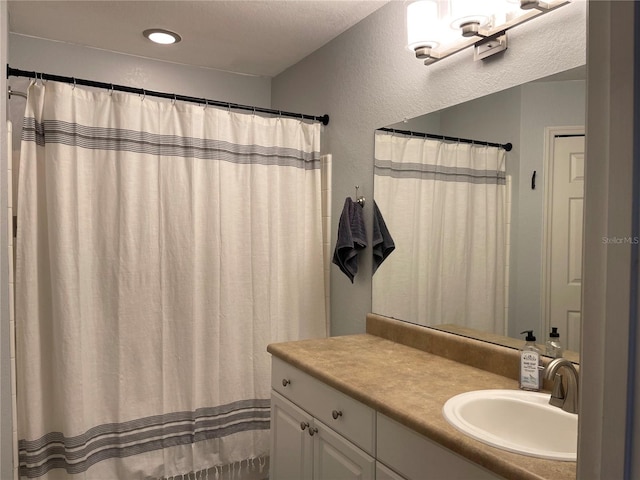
[143, 29, 182, 45]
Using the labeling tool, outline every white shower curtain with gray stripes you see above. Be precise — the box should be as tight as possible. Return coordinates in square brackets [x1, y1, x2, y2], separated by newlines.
[15, 81, 326, 479]
[372, 131, 506, 335]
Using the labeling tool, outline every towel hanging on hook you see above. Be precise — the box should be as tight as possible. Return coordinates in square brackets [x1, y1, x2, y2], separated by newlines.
[333, 197, 367, 283]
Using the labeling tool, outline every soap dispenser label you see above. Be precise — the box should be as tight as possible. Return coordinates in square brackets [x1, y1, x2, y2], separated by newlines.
[520, 351, 540, 390]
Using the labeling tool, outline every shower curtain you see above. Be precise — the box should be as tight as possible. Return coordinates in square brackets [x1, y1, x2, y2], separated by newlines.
[15, 81, 326, 479]
[372, 131, 506, 334]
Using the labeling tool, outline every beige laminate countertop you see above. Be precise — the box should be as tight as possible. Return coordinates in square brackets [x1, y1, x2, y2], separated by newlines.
[267, 327, 577, 480]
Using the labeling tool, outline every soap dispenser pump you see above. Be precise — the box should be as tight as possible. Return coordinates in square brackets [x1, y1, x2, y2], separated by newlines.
[519, 330, 541, 391]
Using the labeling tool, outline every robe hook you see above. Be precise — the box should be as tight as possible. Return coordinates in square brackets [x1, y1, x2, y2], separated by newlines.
[355, 186, 365, 207]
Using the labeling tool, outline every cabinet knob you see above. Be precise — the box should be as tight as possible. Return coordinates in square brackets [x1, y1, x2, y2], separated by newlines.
[332, 410, 343, 420]
[300, 422, 309, 431]
[282, 379, 291, 387]
[308, 426, 318, 437]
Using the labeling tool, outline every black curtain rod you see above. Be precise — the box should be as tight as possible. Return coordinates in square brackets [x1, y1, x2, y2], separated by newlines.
[377, 127, 512, 152]
[7, 66, 330, 126]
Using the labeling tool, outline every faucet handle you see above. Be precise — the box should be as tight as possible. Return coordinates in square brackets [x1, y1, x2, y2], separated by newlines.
[549, 373, 565, 408]
[551, 373, 565, 399]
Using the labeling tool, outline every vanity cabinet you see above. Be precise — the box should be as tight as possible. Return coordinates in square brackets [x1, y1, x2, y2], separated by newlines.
[377, 414, 501, 480]
[270, 356, 503, 480]
[270, 357, 376, 480]
[375, 462, 406, 480]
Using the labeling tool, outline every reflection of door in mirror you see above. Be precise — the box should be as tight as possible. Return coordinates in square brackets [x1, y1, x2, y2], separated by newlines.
[543, 132, 585, 353]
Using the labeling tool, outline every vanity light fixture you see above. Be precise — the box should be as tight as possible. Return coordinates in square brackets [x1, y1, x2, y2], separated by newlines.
[407, 0, 570, 66]
[143, 28, 182, 45]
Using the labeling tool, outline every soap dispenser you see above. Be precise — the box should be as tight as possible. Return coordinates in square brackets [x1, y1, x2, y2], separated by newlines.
[519, 330, 542, 391]
[545, 327, 564, 359]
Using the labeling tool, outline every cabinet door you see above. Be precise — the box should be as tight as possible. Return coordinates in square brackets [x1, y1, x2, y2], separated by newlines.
[377, 414, 502, 480]
[270, 391, 314, 480]
[376, 462, 407, 480]
[313, 420, 375, 480]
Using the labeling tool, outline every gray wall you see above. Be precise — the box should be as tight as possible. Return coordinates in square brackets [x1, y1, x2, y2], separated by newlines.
[271, 0, 587, 336]
[7, 34, 272, 144]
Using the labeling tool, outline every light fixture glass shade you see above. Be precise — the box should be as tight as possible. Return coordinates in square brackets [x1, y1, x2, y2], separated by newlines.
[143, 29, 182, 45]
[449, 0, 492, 29]
[494, 1, 527, 24]
[406, 1, 440, 51]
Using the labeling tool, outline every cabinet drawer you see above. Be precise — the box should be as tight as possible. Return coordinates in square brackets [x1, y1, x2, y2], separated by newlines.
[272, 357, 375, 455]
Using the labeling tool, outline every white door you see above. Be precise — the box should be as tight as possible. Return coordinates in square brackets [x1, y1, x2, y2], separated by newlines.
[547, 134, 585, 352]
[270, 392, 314, 480]
[313, 420, 375, 480]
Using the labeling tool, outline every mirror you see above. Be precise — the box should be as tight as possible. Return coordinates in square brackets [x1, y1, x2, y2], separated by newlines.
[372, 66, 586, 361]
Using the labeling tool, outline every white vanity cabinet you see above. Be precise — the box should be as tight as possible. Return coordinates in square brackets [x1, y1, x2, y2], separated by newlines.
[270, 357, 376, 480]
[375, 462, 407, 480]
[270, 357, 503, 480]
[376, 414, 502, 480]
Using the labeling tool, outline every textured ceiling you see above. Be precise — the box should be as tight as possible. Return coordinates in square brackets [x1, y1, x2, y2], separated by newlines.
[8, 0, 388, 77]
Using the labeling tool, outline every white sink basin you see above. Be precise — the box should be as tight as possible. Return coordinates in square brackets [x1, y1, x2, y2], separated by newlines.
[442, 389, 577, 461]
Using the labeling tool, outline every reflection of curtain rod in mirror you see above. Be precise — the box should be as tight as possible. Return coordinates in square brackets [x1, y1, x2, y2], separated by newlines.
[377, 127, 512, 151]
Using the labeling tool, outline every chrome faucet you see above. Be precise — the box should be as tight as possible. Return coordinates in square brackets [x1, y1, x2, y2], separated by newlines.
[544, 358, 579, 414]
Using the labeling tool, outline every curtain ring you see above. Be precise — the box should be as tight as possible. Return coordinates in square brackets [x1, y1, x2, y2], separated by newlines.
[110, 84, 114, 96]
[141, 89, 146, 101]
[203, 99, 208, 110]
[172, 93, 177, 105]
[72, 78, 76, 90]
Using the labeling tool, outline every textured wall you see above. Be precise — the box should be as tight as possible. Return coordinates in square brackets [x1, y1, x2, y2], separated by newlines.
[272, 0, 587, 336]
[7, 33, 272, 121]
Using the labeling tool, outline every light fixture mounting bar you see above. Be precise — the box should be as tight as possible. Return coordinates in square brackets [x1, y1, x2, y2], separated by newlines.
[420, 0, 570, 66]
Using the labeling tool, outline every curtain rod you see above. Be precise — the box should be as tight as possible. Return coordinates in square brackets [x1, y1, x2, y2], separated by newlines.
[7, 66, 330, 126]
[377, 127, 512, 152]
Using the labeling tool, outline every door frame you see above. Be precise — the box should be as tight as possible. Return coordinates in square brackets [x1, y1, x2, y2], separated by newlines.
[540, 125, 586, 341]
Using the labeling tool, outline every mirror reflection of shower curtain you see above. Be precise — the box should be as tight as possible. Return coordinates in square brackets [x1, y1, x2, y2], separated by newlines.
[15, 81, 326, 479]
[373, 131, 506, 335]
